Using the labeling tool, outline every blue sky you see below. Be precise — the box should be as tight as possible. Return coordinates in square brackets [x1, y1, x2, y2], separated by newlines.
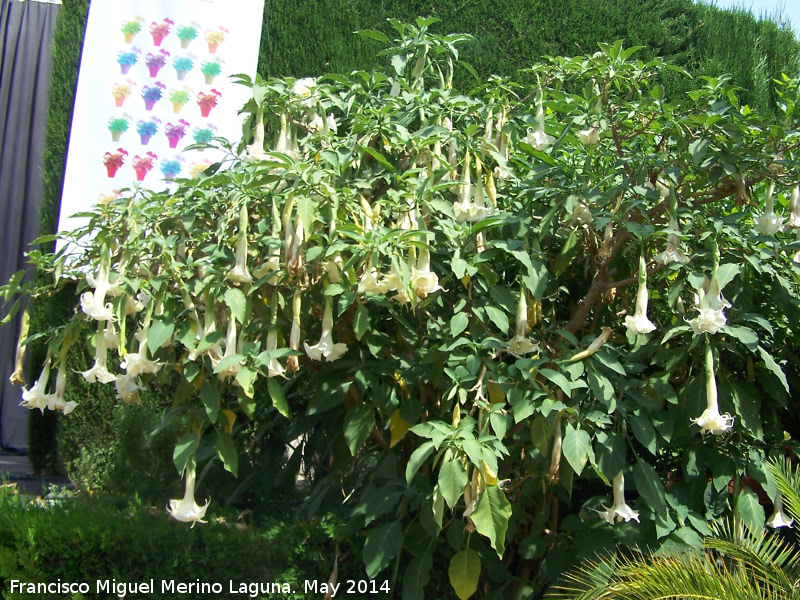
[699, 0, 800, 36]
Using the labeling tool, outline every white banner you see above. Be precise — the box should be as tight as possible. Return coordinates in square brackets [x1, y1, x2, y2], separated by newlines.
[58, 0, 265, 239]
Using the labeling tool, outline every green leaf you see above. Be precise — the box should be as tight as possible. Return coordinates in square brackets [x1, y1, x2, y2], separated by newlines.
[200, 382, 220, 422]
[448, 549, 480, 600]
[403, 551, 433, 600]
[757, 346, 789, 393]
[450, 312, 469, 337]
[296, 194, 318, 235]
[633, 459, 667, 518]
[361, 145, 397, 173]
[215, 430, 238, 477]
[630, 414, 657, 455]
[539, 368, 572, 397]
[147, 320, 174, 356]
[554, 229, 580, 276]
[363, 521, 404, 578]
[235, 366, 257, 398]
[438, 458, 468, 509]
[471, 485, 512, 557]
[268, 378, 290, 418]
[689, 138, 710, 164]
[224, 287, 247, 324]
[213, 353, 245, 374]
[562, 423, 591, 476]
[715, 263, 740, 291]
[354, 29, 389, 42]
[354, 304, 371, 341]
[173, 433, 196, 473]
[594, 432, 626, 481]
[344, 404, 376, 456]
[406, 441, 436, 483]
[736, 486, 764, 536]
[483, 305, 509, 334]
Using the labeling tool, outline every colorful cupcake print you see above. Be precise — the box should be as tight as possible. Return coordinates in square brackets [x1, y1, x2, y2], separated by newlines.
[176, 22, 200, 49]
[164, 120, 190, 149]
[169, 87, 192, 113]
[136, 117, 161, 145]
[121, 17, 143, 44]
[145, 49, 170, 78]
[197, 89, 221, 117]
[111, 80, 136, 107]
[141, 82, 166, 111]
[204, 26, 228, 53]
[108, 114, 131, 142]
[160, 155, 185, 180]
[192, 124, 216, 146]
[103, 148, 128, 178]
[200, 58, 224, 84]
[150, 18, 174, 46]
[131, 152, 158, 181]
[173, 54, 196, 81]
[116, 48, 140, 75]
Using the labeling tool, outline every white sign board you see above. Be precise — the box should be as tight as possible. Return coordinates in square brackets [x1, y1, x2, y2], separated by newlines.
[58, 0, 265, 241]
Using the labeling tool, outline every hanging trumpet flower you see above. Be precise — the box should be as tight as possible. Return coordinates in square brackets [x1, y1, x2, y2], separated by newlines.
[686, 244, 730, 335]
[691, 340, 734, 435]
[167, 461, 209, 527]
[304, 296, 348, 362]
[594, 472, 640, 524]
[20, 355, 52, 413]
[524, 89, 555, 150]
[81, 323, 117, 384]
[753, 181, 784, 236]
[225, 202, 253, 285]
[766, 493, 794, 528]
[507, 285, 539, 357]
[245, 105, 267, 161]
[624, 253, 656, 334]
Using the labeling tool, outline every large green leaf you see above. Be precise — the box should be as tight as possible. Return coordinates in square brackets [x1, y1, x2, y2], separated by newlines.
[471, 485, 512, 557]
[562, 423, 592, 476]
[448, 549, 480, 600]
[224, 287, 246, 324]
[633, 459, 666, 518]
[735, 486, 764, 536]
[403, 551, 433, 600]
[215, 430, 238, 477]
[363, 521, 404, 579]
[343, 404, 375, 456]
[438, 457, 468, 509]
[146, 319, 174, 356]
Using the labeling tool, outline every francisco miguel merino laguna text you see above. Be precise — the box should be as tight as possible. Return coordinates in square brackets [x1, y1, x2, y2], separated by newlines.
[9, 579, 297, 597]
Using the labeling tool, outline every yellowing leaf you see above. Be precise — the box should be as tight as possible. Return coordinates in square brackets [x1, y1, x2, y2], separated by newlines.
[389, 409, 410, 448]
[448, 549, 480, 600]
[220, 409, 236, 434]
[487, 381, 505, 405]
[482, 460, 498, 486]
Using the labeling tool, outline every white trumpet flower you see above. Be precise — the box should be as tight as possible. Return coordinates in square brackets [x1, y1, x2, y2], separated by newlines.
[304, 297, 348, 362]
[786, 187, 800, 229]
[225, 204, 253, 285]
[692, 343, 734, 435]
[595, 473, 640, 524]
[655, 217, 690, 265]
[81, 262, 115, 321]
[766, 494, 794, 529]
[753, 181, 784, 236]
[115, 374, 143, 404]
[578, 126, 599, 145]
[525, 101, 555, 150]
[20, 360, 51, 413]
[508, 288, 539, 357]
[167, 465, 209, 527]
[411, 247, 443, 300]
[81, 326, 117, 384]
[624, 255, 656, 334]
[686, 272, 731, 335]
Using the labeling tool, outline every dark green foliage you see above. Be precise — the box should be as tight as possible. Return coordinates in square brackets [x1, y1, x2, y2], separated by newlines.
[0, 491, 351, 600]
[33, 0, 800, 492]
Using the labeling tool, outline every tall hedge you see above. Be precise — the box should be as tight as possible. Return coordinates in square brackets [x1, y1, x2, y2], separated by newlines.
[31, 0, 800, 481]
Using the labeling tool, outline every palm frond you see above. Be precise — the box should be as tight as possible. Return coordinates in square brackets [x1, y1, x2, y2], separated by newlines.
[548, 547, 775, 600]
[706, 519, 800, 592]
